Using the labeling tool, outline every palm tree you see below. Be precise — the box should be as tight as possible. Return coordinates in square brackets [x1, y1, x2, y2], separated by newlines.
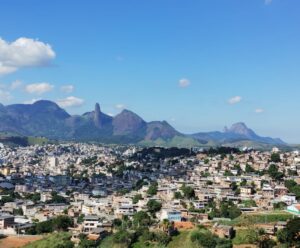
[161, 219, 170, 232]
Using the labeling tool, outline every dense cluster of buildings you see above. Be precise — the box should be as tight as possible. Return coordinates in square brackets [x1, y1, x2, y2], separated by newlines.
[0, 143, 299, 242]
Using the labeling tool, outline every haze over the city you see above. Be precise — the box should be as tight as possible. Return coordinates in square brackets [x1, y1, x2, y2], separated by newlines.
[0, 0, 299, 143]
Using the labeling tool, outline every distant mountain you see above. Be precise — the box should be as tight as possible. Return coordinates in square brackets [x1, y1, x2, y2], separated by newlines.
[0, 100, 188, 145]
[191, 122, 286, 146]
[0, 100, 287, 148]
[113, 109, 146, 137]
[0, 100, 70, 137]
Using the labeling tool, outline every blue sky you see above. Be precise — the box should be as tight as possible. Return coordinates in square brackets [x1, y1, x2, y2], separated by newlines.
[0, 0, 299, 143]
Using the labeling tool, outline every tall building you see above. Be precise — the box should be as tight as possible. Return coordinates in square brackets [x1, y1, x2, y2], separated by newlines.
[49, 157, 58, 168]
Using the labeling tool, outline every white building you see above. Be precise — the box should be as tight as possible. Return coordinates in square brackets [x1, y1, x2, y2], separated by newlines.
[82, 215, 101, 233]
[49, 157, 58, 168]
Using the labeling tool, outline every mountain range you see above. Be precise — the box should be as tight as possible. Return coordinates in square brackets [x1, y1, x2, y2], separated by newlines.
[0, 100, 286, 148]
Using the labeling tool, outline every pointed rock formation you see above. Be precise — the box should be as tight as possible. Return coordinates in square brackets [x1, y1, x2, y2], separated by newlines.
[94, 103, 102, 128]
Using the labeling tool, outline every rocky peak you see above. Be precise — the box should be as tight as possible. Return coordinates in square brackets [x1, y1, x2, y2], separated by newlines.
[226, 122, 257, 138]
[94, 103, 102, 128]
[113, 109, 146, 135]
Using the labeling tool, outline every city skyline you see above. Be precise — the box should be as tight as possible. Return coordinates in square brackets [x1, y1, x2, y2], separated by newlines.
[0, 0, 300, 142]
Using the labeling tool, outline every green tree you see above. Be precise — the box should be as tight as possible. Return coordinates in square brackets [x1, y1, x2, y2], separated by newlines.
[285, 180, 300, 199]
[190, 230, 217, 248]
[25, 192, 41, 203]
[227, 205, 242, 219]
[243, 228, 259, 244]
[276, 228, 288, 243]
[139, 229, 155, 243]
[36, 220, 53, 234]
[180, 184, 195, 199]
[78, 234, 99, 248]
[217, 201, 242, 219]
[216, 238, 233, 248]
[47, 192, 68, 204]
[224, 170, 234, 176]
[112, 218, 122, 228]
[147, 182, 158, 196]
[77, 214, 85, 224]
[285, 218, 300, 244]
[245, 164, 255, 173]
[276, 218, 300, 245]
[147, 199, 162, 215]
[132, 194, 143, 204]
[0, 195, 14, 205]
[257, 235, 276, 248]
[285, 179, 297, 190]
[112, 229, 134, 246]
[13, 207, 24, 215]
[273, 202, 287, 210]
[291, 185, 300, 199]
[271, 153, 281, 163]
[240, 179, 247, 186]
[154, 231, 171, 245]
[133, 211, 152, 228]
[52, 215, 73, 231]
[268, 164, 284, 181]
[134, 179, 147, 190]
[230, 182, 238, 191]
[174, 191, 183, 199]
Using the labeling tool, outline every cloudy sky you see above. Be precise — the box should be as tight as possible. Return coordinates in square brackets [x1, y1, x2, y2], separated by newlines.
[0, 0, 299, 143]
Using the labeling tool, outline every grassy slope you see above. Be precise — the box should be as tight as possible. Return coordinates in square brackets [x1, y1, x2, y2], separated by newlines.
[0, 131, 49, 146]
[99, 236, 166, 248]
[167, 230, 197, 248]
[218, 211, 293, 226]
[99, 236, 127, 248]
[132, 242, 166, 248]
[27, 136, 49, 145]
[99, 231, 197, 248]
[221, 211, 293, 245]
[24, 232, 72, 248]
[24, 212, 293, 248]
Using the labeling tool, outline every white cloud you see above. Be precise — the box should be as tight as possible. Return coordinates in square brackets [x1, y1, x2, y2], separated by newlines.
[115, 104, 126, 109]
[107, 113, 115, 117]
[0, 65, 16, 75]
[10, 80, 23, 90]
[178, 78, 190, 88]
[60, 85, 74, 93]
[25, 82, 54, 95]
[0, 89, 12, 102]
[265, 0, 272, 5]
[228, 96, 242, 104]
[0, 37, 55, 75]
[255, 108, 264, 113]
[56, 96, 84, 108]
[23, 98, 41, 104]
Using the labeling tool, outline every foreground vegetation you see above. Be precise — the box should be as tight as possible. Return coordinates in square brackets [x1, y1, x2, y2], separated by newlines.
[24, 232, 73, 248]
[22, 211, 300, 248]
[25, 217, 300, 248]
[218, 211, 293, 226]
[26, 215, 73, 234]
